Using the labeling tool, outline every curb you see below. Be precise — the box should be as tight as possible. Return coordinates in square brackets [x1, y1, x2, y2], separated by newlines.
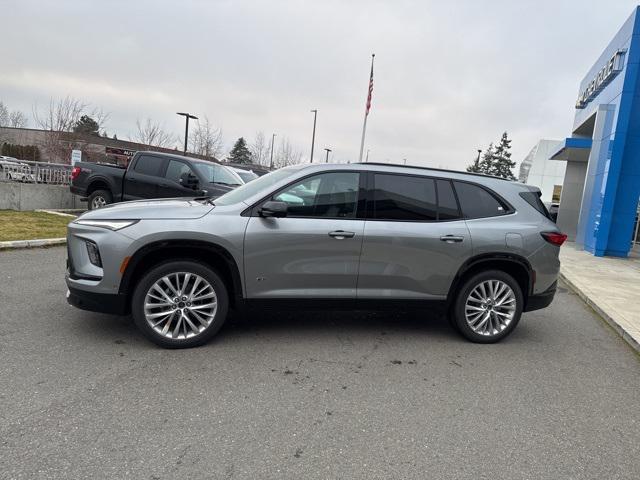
[560, 271, 640, 354]
[35, 209, 78, 218]
[0, 238, 66, 250]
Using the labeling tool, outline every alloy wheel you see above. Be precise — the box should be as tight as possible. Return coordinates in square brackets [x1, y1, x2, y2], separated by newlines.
[91, 196, 107, 209]
[464, 279, 516, 336]
[143, 272, 218, 340]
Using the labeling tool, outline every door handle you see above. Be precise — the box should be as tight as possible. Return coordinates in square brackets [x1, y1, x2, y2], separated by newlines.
[440, 235, 464, 243]
[328, 230, 355, 239]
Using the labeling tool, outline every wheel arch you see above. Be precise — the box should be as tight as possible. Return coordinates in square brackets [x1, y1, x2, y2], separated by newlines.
[119, 240, 244, 311]
[446, 253, 534, 309]
[86, 178, 113, 196]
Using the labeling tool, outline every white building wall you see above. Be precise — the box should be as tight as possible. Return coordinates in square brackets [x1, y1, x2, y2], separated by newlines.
[519, 139, 566, 203]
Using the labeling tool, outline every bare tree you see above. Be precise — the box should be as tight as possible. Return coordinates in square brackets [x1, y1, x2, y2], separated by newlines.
[273, 137, 303, 168]
[0, 101, 8, 126]
[135, 118, 177, 148]
[8, 110, 28, 128]
[249, 131, 269, 166]
[189, 116, 223, 158]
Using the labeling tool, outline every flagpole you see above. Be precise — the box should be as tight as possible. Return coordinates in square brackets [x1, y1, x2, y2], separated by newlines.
[358, 53, 375, 163]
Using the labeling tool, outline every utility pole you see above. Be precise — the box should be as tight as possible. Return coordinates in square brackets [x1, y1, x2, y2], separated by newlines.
[176, 112, 198, 155]
[269, 133, 277, 170]
[358, 53, 375, 162]
[310, 109, 318, 163]
[324, 148, 332, 163]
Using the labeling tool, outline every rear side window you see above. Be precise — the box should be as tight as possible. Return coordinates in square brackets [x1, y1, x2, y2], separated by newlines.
[436, 179, 461, 220]
[133, 155, 163, 177]
[373, 174, 437, 221]
[453, 181, 509, 219]
[519, 191, 552, 219]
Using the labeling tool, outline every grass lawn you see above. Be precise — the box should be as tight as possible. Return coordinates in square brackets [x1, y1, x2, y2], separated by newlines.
[0, 210, 73, 242]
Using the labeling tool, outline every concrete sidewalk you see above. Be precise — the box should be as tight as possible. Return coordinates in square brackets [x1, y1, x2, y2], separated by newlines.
[560, 242, 640, 353]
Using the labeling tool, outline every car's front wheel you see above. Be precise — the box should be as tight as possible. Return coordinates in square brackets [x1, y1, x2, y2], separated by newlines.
[131, 261, 229, 348]
[451, 270, 523, 343]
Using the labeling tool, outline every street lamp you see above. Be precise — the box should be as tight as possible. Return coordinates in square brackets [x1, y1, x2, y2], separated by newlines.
[176, 112, 198, 155]
[324, 148, 332, 163]
[365, 149, 370, 162]
[310, 109, 318, 163]
[269, 133, 277, 170]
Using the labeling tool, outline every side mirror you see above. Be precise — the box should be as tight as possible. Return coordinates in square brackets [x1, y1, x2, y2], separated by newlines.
[180, 172, 199, 190]
[260, 200, 288, 218]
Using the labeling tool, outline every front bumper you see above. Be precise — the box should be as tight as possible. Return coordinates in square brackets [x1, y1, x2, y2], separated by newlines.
[66, 287, 128, 315]
[524, 280, 557, 312]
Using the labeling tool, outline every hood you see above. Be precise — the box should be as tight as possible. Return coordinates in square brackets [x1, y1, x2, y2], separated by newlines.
[205, 182, 238, 192]
[79, 198, 214, 220]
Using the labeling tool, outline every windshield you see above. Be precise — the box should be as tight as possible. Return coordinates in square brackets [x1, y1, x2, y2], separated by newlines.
[193, 163, 242, 186]
[214, 166, 301, 206]
[235, 170, 258, 183]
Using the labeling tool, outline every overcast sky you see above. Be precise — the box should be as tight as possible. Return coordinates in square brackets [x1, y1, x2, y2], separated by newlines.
[1, 0, 639, 169]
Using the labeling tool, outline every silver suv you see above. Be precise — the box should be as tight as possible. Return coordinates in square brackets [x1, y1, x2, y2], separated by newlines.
[66, 163, 565, 348]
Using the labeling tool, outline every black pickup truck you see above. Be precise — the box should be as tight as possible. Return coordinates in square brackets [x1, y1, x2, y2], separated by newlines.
[70, 151, 243, 209]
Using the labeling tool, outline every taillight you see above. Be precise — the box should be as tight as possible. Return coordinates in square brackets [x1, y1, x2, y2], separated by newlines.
[541, 231, 567, 247]
[71, 166, 81, 180]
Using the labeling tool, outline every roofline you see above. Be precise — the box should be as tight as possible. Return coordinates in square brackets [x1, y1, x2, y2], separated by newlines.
[356, 162, 510, 181]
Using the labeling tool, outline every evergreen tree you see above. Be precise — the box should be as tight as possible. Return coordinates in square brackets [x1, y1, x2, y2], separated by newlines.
[227, 137, 253, 164]
[487, 132, 516, 180]
[113, 133, 118, 140]
[73, 115, 100, 135]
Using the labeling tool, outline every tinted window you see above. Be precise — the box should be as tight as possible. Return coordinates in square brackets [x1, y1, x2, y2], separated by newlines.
[454, 181, 508, 219]
[193, 163, 242, 186]
[273, 172, 359, 218]
[373, 174, 437, 221]
[165, 160, 194, 184]
[519, 191, 551, 219]
[436, 179, 461, 220]
[133, 155, 163, 177]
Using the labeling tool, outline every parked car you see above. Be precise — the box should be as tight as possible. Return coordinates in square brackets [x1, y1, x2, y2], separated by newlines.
[66, 162, 565, 348]
[231, 167, 259, 183]
[70, 151, 243, 209]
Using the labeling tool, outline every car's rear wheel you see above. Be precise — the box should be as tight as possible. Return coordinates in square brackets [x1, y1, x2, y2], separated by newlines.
[451, 270, 523, 343]
[131, 261, 229, 348]
[87, 189, 112, 210]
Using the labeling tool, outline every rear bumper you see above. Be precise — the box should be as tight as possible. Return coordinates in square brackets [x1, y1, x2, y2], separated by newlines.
[66, 287, 128, 315]
[524, 281, 557, 312]
[70, 185, 87, 197]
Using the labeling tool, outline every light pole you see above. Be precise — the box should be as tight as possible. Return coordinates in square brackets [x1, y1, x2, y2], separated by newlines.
[324, 148, 332, 163]
[365, 149, 370, 162]
[310, 109, 317, 163]
[476, 149, 482, 167]
[176, 112, 198, 155]
[269, 133, 277, 170]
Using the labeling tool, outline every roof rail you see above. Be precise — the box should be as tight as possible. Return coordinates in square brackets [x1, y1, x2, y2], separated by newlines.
[356, 162, 509, 181]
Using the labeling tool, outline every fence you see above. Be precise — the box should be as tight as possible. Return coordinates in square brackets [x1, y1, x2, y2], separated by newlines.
[0, 159, 72, 186]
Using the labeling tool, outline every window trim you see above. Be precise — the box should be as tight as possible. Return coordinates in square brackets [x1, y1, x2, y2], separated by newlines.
[245, 169, 367, 220]
[452, 179, 515, 220]
[364, 171, 464, 223]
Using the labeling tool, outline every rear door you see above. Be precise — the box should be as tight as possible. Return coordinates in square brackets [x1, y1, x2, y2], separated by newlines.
[123, 154, 166, 201]
[244, 171, 365, 299]
[357, 173, 471, 300]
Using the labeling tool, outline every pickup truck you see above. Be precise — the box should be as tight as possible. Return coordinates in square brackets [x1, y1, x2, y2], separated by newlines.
[70, 151, 243, 209]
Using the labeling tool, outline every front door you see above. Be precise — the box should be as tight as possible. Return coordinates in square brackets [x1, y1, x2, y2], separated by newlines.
[160, 159, 202, 198]
[123, 154, 166, 201]
[357, 173, 472, 300]
[244, 171, 364, 298]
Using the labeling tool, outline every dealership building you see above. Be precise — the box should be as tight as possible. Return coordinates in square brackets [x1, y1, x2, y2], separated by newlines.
[522, 7, 640, 257]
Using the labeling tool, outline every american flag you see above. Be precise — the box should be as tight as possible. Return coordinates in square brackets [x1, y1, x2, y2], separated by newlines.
[365, 54, 375, 115]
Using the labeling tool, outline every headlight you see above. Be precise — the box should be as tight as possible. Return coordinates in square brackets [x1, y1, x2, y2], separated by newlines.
[74, 219, 139, 231]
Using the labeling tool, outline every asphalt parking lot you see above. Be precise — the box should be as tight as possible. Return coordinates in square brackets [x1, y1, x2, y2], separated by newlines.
[1, 246, 639, 479]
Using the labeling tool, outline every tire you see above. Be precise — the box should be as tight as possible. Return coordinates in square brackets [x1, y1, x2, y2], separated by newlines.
[450, 270, 523, 343]
[87, 189, 112, 210]
[131, 260, 229, 348]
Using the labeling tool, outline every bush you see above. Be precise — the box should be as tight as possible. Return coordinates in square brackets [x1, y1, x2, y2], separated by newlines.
[1, 143, 41, 161]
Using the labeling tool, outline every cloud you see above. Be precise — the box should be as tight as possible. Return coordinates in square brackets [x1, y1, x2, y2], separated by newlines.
[1, 0, 639, 167]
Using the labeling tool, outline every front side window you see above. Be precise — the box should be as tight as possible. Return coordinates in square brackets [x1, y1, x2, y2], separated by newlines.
[454, 181, 509, 219]
[272, 172, 360, 218]
[134, 155, 163, 177]
[373, 174, 437, 221]
[165, 160, 194, 184]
